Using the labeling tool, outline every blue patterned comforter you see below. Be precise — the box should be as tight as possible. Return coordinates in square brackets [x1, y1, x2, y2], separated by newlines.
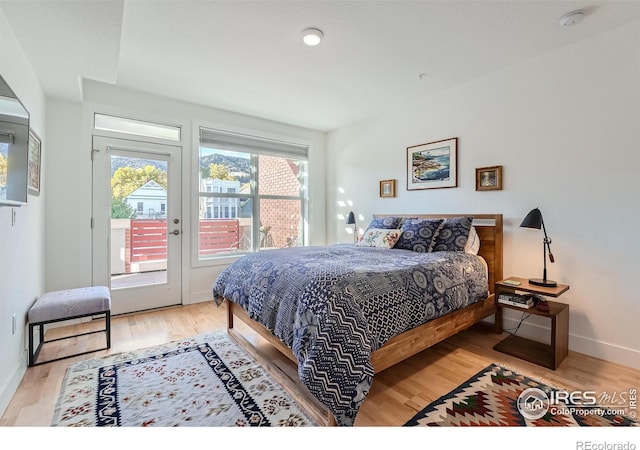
[212, 245, 488, 426]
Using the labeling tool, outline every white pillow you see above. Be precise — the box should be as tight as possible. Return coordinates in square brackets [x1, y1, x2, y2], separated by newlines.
[356, 228, 402, 249]
[464, 226, 481, 255]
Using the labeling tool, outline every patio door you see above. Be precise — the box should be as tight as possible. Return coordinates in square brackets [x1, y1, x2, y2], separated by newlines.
[92, 135, 182, 315]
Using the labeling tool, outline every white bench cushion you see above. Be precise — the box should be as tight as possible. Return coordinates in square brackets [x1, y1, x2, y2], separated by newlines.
[28, 286, 111, 324]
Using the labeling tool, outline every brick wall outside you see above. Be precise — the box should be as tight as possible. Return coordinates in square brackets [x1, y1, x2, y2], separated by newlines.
[258, 155, 302, 248]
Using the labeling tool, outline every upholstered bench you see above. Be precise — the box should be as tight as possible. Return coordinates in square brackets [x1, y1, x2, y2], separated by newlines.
[28, 286, 111, 366]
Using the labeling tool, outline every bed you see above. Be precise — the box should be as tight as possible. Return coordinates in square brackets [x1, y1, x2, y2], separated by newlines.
[212, 213, 503, 426]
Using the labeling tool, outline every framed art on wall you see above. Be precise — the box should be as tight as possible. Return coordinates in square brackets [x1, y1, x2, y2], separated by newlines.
[407, 137, 457, 190]
[28, 129, 41, 196]
[379, 179, 396, 197]
[476, 165, 502, 191]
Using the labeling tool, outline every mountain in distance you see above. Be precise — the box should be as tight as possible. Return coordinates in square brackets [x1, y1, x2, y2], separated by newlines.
[110, 154, 251, 183]
[110, 156, 166, 176]
[199, 153, 250, 183]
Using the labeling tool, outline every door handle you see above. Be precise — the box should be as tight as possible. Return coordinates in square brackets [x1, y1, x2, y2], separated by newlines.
[169, 229, 181, 236]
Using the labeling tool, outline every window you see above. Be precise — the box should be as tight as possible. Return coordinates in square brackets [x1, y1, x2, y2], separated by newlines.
[94, 114, 181, 141]
[197, 127, 308, 259]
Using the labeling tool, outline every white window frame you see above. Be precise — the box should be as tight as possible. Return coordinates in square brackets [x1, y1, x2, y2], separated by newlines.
[191, 121, 310, 267]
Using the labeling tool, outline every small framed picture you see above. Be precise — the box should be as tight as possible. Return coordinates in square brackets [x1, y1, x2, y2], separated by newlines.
[28, 129, 42, 196]
[476, 165, 502, 191]
[379, 179, 396, 197]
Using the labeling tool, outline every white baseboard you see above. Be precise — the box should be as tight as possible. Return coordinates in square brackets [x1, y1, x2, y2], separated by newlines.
[188, 290, 215, 305]
[501, 315, 640, 371]
[0, 352, 26, 418]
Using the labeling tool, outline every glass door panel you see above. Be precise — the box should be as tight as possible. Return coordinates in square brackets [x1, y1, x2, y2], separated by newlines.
[110, 155, 169, 289]
[92, 135, 182, 315]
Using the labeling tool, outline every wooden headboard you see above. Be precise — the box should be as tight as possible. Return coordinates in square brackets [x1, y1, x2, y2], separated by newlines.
[373, 214, 503, 293]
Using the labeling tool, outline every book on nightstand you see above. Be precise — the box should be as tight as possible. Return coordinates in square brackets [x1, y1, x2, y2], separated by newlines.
[498, 293, 534, 309]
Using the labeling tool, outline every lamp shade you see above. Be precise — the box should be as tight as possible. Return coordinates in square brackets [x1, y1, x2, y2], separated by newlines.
[520, 208, 543, 229]
[519, 207, 557, 287]
[346, 211, 356, 225]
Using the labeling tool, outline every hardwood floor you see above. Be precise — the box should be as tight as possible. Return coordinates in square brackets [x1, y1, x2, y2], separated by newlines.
[1, 300, 638, 427]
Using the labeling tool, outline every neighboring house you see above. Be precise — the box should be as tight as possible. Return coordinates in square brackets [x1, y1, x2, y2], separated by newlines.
[125, 180, 167, 219]
[199, 178, 241, 219]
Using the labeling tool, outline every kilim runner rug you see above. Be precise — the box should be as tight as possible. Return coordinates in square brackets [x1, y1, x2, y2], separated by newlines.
[404, 363, 638, 426]
[52, 331, 316, 427]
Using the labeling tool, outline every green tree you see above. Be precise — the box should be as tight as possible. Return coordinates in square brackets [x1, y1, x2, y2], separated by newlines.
[208, 163, 236, 181]
[111, 165, 167, 200]
[111, 198, 137, 219]
[0, 151, 7, 186]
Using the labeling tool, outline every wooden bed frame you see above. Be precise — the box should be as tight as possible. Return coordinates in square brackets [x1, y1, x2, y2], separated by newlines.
[225, 213, 503, 425]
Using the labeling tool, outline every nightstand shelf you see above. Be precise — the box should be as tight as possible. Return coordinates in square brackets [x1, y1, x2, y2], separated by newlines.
[494, 277, 570, 370]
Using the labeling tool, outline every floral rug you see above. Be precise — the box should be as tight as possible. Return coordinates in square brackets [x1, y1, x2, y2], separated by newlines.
[52, 331, 316, 427]
[404, 363, 638, 427]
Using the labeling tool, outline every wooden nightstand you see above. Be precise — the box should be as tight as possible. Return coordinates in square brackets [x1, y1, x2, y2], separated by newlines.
[494, 277, 570, 370]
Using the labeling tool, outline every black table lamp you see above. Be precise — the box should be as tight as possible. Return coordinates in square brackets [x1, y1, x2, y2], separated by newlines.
[520, 207, 557, 287]
[346, 211, 359, 242]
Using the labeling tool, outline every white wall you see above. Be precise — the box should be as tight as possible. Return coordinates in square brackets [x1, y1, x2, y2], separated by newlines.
[45, 80, 326, 305]
[44, 100, 88, 291]
[0, 8, 47, 415]
[327, 21, 640, 369]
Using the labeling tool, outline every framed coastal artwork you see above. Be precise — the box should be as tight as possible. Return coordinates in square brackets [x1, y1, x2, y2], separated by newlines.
[406, 137, 457, 190]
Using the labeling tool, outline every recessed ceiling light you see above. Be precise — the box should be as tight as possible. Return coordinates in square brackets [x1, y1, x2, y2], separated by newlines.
[302, 28, 323, 46]
[558, 10, 585, 27]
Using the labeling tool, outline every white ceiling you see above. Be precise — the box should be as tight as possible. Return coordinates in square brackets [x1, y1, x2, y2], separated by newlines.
[2, 1, 640, 131]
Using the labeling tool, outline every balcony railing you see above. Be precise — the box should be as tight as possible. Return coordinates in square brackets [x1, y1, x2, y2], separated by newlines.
[110, 218, 240, 275]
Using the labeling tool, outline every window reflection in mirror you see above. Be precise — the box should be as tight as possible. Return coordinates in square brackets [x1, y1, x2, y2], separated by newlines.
[0, 74, 30, 206]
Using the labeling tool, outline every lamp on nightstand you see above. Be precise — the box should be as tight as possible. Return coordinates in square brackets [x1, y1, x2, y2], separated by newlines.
[346, 211, 359, 242]
[520, 207, 557, 287]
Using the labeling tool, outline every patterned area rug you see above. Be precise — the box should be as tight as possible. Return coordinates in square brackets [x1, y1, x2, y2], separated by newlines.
[52, 331, 316, 427]
[404, 363, 638, 427]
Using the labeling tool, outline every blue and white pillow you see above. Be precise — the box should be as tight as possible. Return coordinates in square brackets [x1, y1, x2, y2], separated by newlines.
[393, 218, 443, 253]
[365, 216, 404, 230]
[431, 216, 474, 252]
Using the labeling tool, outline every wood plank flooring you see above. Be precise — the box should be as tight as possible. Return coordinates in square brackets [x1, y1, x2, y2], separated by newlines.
[1, 300, 638, 427]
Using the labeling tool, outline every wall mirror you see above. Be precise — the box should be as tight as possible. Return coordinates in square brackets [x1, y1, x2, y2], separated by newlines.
[0, 74, 30, 206]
